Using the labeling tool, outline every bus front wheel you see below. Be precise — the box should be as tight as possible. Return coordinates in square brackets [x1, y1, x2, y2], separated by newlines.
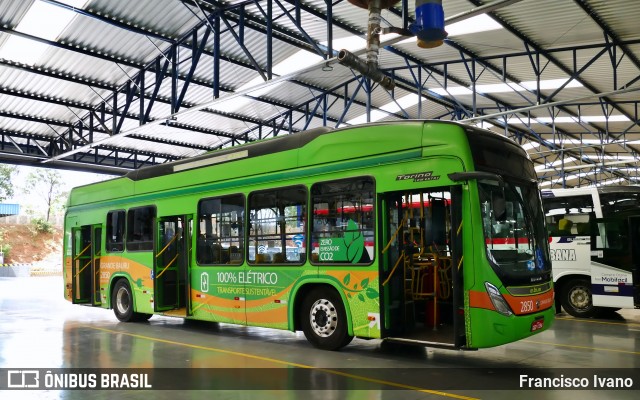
[301, 287, 353, 350]
[112, 279, 151, 322]
[561, 278, 597, 318]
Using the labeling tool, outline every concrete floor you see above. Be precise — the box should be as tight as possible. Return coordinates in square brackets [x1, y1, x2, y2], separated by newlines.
[0, 277, 638, 399]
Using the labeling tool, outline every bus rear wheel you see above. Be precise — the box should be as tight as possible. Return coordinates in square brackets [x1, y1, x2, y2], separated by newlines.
[561, 278, 597, 318]
[112, 279, 151, 322]
[301, 287, 353, 350]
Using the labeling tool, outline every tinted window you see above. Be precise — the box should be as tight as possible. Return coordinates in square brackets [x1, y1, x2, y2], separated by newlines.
[311, 177, 375, 264]
[542, 194, 594, 236]
[126, 206, 155, 251]
[465, 127, 536, 180]
[197, 194, 245, 265]
[106, 210, 125, 252]
[248, 186, 307, 265]
[600, 191, 640, 216]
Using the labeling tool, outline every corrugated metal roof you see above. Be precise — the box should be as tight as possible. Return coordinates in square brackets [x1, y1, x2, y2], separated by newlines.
[0, 203, 19, 217]
[0, 0, 639, 188]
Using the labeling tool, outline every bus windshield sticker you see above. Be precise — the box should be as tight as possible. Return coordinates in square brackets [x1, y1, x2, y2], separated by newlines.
[318, 220, 364, 263]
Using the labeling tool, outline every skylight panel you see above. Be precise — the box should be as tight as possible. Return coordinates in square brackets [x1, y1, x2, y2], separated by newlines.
[520, 78, 583, 91]
[430, 79, 584, 97]
[429, 87, 473, 96]
[522, 142, 540, 151]
[445, 14, 503, 37]
[508, 115, 630, 124]
[272, 51, 324, 76]
[0, 0, 87, 65]
[535, 156, 578, 171]
[381, 94, 420, 112]
[325, 36, 367, 52]
[346, 94, 421, 125]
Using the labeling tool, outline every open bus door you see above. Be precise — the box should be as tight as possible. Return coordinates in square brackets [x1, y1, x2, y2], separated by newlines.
[154, 215, 191, 314]
[590, 216, 637, 309]
[71, 224, 101, 305]
[380, 186, 466, 348]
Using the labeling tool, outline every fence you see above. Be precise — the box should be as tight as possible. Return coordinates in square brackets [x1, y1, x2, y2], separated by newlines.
[0, 215, 64, 227]
[0, 261, 62, 277]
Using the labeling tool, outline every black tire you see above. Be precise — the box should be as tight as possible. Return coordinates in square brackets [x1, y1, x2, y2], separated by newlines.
[112, 279, 148, 322]
[561, 278, 598, 318]
[300, 287, 353, 351]
[134, 313, 153, 322]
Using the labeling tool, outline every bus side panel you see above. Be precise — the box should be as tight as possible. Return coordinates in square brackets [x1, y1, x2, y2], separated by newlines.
[244, 268, 306, 330]
[189, 265, 247, 325]
[590, 262, 635, 308]
[101, 255, 155, 314]
[549, 235, 591, 280]
[323, 269, 381, 339]
[551, 235, 635, 308]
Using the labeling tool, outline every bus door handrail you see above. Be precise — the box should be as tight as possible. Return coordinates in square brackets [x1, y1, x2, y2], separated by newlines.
[156, 254, 179, 279]
[382, 250, 405, 287]
[382, 215, 408, 254]
[73, 243, 92, 260]
[156, 233, 179, 258]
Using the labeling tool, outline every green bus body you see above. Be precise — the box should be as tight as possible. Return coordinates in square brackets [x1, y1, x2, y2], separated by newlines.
[64, 120, 554, 350]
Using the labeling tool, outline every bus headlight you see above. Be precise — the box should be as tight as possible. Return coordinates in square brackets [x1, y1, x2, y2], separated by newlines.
[484, 282, 513, 316]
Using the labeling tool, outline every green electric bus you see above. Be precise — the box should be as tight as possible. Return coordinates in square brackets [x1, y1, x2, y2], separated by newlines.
[64, 120, 554, 350]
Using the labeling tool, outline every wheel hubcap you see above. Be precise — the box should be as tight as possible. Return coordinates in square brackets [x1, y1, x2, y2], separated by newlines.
[569, 286, 590, 311]
[116, 287, 130, 315]
[310, 298, 338, 337]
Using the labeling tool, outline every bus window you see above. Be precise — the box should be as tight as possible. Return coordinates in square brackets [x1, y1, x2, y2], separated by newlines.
[543, 194, 594, 236]
[310, 177, 375, 264]
[126, 206, 155, 251]
[106, 210, 125, 252]
[594, 219, 628, 251]
[248, 186, 307, 264]
[197, 194, 245, 265]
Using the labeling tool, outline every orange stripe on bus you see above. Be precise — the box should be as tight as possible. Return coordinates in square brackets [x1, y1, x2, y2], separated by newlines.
[468, 290, 494, 311]
[469, 289, 554, 315]
[503, 289, 554, 315]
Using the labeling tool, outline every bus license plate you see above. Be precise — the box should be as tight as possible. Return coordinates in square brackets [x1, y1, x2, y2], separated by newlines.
[531, 318, 544, 332]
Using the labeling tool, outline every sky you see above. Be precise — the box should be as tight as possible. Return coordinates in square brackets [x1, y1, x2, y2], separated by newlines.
[4, 165, 109, 216]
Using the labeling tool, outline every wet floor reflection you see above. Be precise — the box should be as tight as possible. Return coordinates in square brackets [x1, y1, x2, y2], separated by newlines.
[1, 277, 639, 399]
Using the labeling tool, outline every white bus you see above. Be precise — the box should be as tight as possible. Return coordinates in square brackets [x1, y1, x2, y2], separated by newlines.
[541, 186, 640, 317]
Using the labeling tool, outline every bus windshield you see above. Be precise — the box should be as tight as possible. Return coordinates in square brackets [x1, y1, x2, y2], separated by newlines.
[478, 179, 551, 285]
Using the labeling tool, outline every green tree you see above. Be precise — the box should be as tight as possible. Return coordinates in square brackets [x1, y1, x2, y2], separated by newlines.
[23, 168, 68, 222]
[0, 164, 17, 202]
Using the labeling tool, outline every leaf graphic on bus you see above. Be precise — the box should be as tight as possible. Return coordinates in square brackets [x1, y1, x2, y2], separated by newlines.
[360, 278, 369, 288]
[343, 273, 351, 285]
[365, 287, 378, 299]
[134, 278, 143, 288]
[344, 220, 364, 263]
[358, 293, 365, 302]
